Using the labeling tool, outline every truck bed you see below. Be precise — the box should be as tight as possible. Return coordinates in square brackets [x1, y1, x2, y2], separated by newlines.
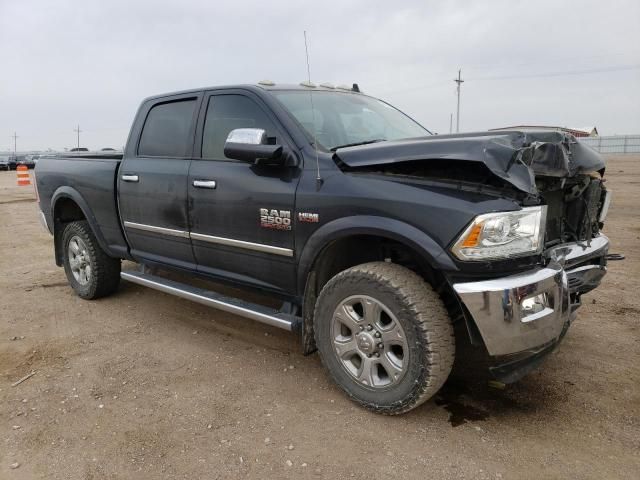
[35, 155, 129, 260]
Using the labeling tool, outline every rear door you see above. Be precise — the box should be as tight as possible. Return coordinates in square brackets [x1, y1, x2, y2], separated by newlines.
[188, 90, 300, 293]
[118, 93, 201, 269]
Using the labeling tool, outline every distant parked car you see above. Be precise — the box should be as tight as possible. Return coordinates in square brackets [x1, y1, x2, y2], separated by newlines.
[69, 147, 89, 152]
[101, 147, 116, 151]
[7, 155, 17, 170]
[0, 155, 10, 171]
[20, 155, 36, 169]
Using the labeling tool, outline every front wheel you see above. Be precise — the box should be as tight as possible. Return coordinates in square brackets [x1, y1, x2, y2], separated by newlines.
[62, 220, 121, 299]
[314, 262, 454, 415]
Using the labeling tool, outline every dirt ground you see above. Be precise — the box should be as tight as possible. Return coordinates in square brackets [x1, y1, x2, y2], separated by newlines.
[1, 156, 638, 480]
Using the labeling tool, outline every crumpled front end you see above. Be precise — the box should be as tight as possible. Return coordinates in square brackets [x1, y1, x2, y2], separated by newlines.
[452, 235, 609, 382]
[335, 128, 612, 382]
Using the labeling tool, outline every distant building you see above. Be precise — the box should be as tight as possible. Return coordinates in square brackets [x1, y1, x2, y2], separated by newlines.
[489, 125, 599, 138]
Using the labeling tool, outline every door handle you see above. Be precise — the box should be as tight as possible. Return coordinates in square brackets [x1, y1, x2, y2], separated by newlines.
[121, 174, 139, 182]
[193, 180, 217, 189]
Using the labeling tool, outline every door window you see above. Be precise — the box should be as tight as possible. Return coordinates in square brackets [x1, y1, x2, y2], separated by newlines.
[202, 95, 277, 160]
[138, 98, 197, 157]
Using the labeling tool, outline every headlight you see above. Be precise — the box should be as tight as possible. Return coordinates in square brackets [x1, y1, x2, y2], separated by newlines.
[451, 206, 547, 261]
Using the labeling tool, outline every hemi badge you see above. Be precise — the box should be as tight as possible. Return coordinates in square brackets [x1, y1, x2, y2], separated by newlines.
[298, 212, 319, 223]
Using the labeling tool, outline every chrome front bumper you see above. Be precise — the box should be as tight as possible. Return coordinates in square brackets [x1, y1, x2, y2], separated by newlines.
[453, 235, 609, 357]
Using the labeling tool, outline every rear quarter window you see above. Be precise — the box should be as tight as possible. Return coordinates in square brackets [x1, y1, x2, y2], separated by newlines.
[138, 98, 197, 157]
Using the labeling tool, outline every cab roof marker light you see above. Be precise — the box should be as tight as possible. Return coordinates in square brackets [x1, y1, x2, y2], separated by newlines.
[300, 81, 317, 88]
[258, 80, 275, 86]
[336, 84, 352, 91]
[319, 82, 335, 89]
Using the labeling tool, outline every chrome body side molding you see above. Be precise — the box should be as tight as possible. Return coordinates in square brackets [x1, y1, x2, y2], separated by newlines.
[123, 221, 189, 239]
[122, 221, 293, 257]
[190, 232, 293, 257]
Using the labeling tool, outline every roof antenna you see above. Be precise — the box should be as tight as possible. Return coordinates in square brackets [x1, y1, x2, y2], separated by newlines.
[304, 30, 323, 188]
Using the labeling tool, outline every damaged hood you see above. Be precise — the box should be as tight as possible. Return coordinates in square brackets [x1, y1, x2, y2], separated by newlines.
[333, 130, 606, 195]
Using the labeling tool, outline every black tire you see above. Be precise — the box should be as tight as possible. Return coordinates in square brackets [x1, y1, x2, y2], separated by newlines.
[314, 262, 455, 415]
[61, 220, 121, 299]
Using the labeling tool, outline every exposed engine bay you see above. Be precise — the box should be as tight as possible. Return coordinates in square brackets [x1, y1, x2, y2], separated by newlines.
[538, 174, 608, 247]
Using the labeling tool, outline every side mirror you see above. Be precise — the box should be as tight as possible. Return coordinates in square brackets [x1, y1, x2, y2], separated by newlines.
[224, 128, 285, 165]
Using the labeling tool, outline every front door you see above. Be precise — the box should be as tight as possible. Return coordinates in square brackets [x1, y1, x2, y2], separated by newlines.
[119, 95, 200, 269]
[188, 91, 300, 293]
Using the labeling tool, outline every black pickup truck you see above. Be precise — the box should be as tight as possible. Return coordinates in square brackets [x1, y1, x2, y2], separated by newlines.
[35, 82, 611, 414]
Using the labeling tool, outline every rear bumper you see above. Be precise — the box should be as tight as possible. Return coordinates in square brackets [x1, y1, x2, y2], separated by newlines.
[453, 235, 609, 359]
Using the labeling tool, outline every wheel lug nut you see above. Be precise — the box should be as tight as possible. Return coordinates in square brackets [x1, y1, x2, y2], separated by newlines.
[367, 353, 372, 358]
[366, 325, 373, 331]
[378, 343, 383, 349]
[375, 352, 380, 357]
[359, 325, 364, 331]
[374, 332, 381, 338]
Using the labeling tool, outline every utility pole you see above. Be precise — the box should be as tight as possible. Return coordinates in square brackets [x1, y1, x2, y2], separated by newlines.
[454, 69, 464, 133]
[73, 124, 82, 149]
[449, 113, 453, 134]
[11, 132, 18, 153]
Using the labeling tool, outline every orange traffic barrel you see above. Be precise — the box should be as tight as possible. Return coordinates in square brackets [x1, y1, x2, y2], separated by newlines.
[16, 165, 31, 186]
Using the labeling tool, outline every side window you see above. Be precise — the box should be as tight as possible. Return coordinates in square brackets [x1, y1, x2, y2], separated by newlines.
[202, 95, 277, 160]
[138, 98, 196, 157]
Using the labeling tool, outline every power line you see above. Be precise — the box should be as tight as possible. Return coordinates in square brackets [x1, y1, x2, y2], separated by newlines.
[454, 69, 464, 133]
[372, 63, 640, 97]
[461, 52, 637, 73]
[467, 64, 640, 82]
[367, 54, 638, 90]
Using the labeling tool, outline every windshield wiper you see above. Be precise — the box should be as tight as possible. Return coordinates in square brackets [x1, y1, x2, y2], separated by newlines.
[330, 138, 387, 151]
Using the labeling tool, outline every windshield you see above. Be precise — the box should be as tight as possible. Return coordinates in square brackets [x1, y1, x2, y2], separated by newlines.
[272, 91, 430, 150]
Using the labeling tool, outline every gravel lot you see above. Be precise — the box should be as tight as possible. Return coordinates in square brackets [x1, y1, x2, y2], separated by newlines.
[1, 157, 638, 479]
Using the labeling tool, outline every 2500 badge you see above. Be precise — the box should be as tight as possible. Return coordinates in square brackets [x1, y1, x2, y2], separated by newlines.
[260, 208, 291, 230]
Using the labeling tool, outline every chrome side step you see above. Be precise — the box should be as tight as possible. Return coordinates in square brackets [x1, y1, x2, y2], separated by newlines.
[120, 270, 298, 331]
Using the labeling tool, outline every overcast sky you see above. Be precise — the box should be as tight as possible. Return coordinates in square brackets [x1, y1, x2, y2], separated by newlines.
[1, 0, 639, 151]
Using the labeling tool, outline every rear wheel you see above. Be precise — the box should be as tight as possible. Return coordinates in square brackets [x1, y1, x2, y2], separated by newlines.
[62, 220, 120, 299]
[314, 262, 454, 414]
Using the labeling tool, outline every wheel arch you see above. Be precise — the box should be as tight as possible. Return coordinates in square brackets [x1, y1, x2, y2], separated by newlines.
[297, 216, 458, 294]
[51, 187, 112, 266]
[297, 216, 460, 354]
